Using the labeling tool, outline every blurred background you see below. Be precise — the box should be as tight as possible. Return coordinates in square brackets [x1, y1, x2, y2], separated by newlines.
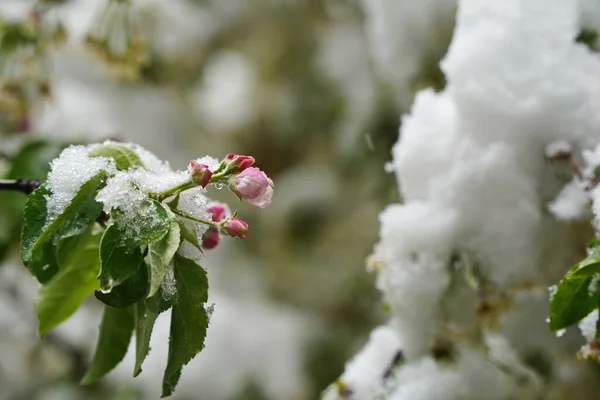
[0, 0, 455, 399]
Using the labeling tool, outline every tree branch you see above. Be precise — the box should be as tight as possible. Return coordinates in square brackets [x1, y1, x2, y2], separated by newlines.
[0, 178, 41, 195]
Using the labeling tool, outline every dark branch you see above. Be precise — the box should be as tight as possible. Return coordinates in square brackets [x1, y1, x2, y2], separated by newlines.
[0, 178, 40, 195]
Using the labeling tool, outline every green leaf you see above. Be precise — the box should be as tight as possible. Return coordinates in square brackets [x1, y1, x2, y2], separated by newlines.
[35, 225, 102, 336]
[148, 220, 180, 297]
[571, 247, 600, 278]
[577, 28, 599, 51]
[21, 170, 107, 282]
[166, 192, 180, 209]
[98, 224, 144, 292]
[162, 254, 209, 397]
[176, 219, 202, 252]
[146, 279, 177, 314]
[95, 260, 149, 308]
[81, 305, 135, 385]
[89, 143, 145, 171]
[113, 199, 171, 247]
[134, 300, 159, 377]
[549, 271, 600, 331]
[20, 186, 58, 282]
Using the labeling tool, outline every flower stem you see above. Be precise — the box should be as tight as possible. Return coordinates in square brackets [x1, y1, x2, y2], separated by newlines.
[170, 208, 217, 227]
[0, 178, 40, 195]
[156, 181, 195, 201]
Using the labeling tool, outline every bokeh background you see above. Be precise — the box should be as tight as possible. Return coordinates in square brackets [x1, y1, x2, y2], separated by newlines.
[0, 1, 455, 399]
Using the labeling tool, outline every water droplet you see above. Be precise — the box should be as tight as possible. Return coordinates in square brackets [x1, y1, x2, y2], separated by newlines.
[556, 329, 566, 338]
[215, 183, 224, 190]
[99, 278, 114, 293]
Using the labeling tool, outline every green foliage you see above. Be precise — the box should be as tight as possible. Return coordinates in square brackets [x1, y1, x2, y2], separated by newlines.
[570, 247, 600, 278]
[95, 260, 149, 308]
[16, 143, 229, 397]
[98, 224, 145, 292]
[134, 300, 160, 377]
[549, 266, 600, 332]
[89, 143, 145, 171]
[35, 225, 102, 335]
[162, 254, 210, 397]
[81, 305, 136, 385]
[576, 28, 599, 51]
[148, 219, 181, 297]
[112, 199, 171, 247]
[176, 219, 202, 251]
[21, 170, 107, 282]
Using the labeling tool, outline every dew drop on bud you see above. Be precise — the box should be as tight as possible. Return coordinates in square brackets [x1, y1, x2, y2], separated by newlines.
[215, 183, 224, 190]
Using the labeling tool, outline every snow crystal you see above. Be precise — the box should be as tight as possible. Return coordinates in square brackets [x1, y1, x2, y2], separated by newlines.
[582, 143, 600, 171]
[95, 171, 148, 243]
[45, 145, 113, 220]
[176, 188, 212, 239]
[96, 171, 146, 215]
[192, 156, 221, 172]
[361, 0, 456, 105]
[341, 325, 402, 400]
[387, 357, 465, 400]
[578, 310, 599, 342]
[548, 179, 589, 220]
[545, 140, 573, 158]
[351, 0, 600, 397]
[129, 168, 190, 194]
[160, 265, 177, 300]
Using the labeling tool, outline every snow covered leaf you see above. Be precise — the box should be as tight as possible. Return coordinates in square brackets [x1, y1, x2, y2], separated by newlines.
[35, 225, 102, 336]
[95, 259, 149, 308]
[148, 218, 180, 297]
[549, 270, 599, 332]
[112, 199, 171, 247]
[81, 305, 135, 385]
[98, 224, 144, 292]
[146, 279, 177, 314]
[89, 143, 145, 171]
[162, 254, 209, 397]
[21, 170, 107, 283]
[571, 247, 600, 278]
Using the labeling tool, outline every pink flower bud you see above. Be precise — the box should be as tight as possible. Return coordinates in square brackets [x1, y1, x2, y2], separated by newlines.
[201, 227, 220, 249]
[221, 217, 249, 238]
[207, 203, 227, 222]
[189, 161, 213, 187]
[229, 167, 274, 208]
[224, 153, 255, 172]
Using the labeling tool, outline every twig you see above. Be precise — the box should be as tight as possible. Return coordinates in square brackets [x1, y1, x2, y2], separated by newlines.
[0, 179, 40, 195]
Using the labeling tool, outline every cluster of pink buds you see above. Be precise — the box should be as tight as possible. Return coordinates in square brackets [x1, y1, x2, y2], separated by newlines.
[187, 153, 273, 249]
[201, 203, 250, 250]
[188, 153, 274, 209]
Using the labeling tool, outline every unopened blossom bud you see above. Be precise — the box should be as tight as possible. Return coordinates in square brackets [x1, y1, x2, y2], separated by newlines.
[201, 227, 220, 249]
[221, 217, 249, 238]
[207, 203, 227, 222]
[189, 160, 212, 187]
[228, 167, 274, 208]
[224, 153, 255, 172]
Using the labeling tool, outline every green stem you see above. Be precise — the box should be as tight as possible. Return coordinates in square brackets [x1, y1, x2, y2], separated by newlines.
[170, 208, 217, 227]
[156, 181, 195, 202]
